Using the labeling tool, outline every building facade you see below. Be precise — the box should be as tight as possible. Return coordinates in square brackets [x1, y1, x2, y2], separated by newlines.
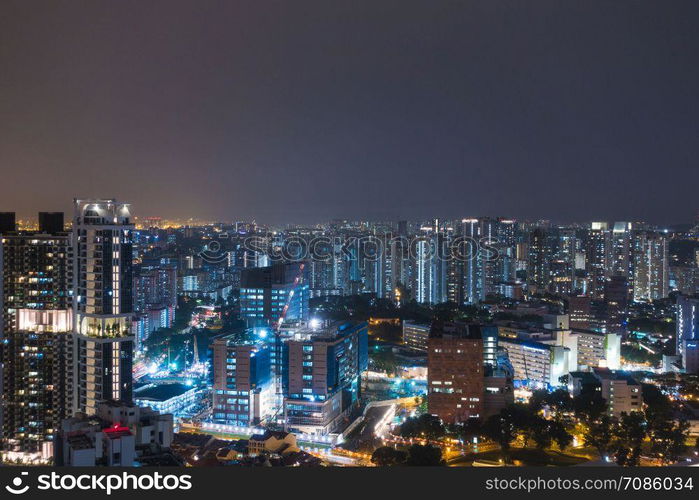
[73, 200, 135, 415]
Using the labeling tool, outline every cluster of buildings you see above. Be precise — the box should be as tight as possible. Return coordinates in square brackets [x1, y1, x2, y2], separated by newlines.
[0, 200, 174, 463]
[190, 218, 696, 308]
[2, 201, 699, 463]
[420, 317, 638, 423]
[212, 320, 368, 436]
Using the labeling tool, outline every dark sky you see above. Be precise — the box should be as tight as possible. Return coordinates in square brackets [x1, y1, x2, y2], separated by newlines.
[1, 1, 698, 225]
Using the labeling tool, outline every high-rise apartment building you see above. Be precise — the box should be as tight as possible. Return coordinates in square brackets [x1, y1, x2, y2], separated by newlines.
[586, 222, 611, 299]
[73, 199, 135, 415]
[632, 231, 668, 301]
[0, 213, 73, 457]
[677, 294, 699, 374]
[527, 227, 551, 294]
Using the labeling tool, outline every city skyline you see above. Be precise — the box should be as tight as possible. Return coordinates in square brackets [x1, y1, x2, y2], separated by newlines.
[2, 1, 699, 225]
[2, 0, 699, 477]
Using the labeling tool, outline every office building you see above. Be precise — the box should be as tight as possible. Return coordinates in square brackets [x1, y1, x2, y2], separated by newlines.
[498, 337, 570, 387]
[282, 322, 368, 435]
[527, 227, 551, 294]
[239, 262, 310, 328]
[427, 322, 487, 423]
[133, 383, 198, 416]
[212, 338, 274, 426]
[402, 320, 431, 352]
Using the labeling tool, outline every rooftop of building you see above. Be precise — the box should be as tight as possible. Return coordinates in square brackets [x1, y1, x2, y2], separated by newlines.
[498, 336, 565, 351]
[286, 320, 367, 342]
[250, 430, 293, 442]
[569, 371, 601, 384]
[134, 383, 195, 402]
[593, 368, 640, 384]
[66, 433, 95, 450]
[102, 424, 133, 439]
[403, 320, 431, 327]
[430, 321, 495, 340]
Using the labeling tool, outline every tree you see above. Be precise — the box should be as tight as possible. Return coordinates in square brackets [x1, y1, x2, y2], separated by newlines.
[642, 383, 673, 429]
[549, 420, 574, 451]
[457, 418, 482, 444]
[405, 444, 444, 466]
[530, 417, 552, 450]
[371, 446, 407, 466]
[528, 389, 549, 413]
[546, 389, 573, 416]
[482, 409, 517, 462]
[583, 414, 616, 458]
[399, 414, 445, 440]
[612, 412, 647, 466]
[508, 404, 537, 448]
[649, 419, 690, 465]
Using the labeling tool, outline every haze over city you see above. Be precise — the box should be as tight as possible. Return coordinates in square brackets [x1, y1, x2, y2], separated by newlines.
[2, 1, 698, 224]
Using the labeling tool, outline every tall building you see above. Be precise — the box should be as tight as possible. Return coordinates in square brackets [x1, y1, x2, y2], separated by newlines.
[73, 199, 135, 415]
[1, 212, 73, 457]
[239, 262, 310, 328]
[527, 227, 551, 294]
[457, 218, 486, 304]
[282, 322, 368, 435]
[132, 262, 177, 347]
[586, 222, 611, 299]
[632, 231, 668, 302]
[568, 295, 592, 330]
[212, 338, 274, 426]
[427, 322, 487, 423]
[610, 222, 632, 278]
[604, 275, 628, 334]
[677, 295, 699, 374]
[412, 223, 448, 305]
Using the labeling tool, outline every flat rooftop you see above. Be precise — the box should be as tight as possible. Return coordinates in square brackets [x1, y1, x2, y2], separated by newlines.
[134, 383, 194, 402]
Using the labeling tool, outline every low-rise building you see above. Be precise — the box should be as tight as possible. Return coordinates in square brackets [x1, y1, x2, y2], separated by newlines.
[595, 370, 642, 417]
[54, 401, 174, 466]
[402, 321, 430, 351]
[134, 382, 198, 415]
[498, 337, 570, 388]
[248, 430, 300, 457]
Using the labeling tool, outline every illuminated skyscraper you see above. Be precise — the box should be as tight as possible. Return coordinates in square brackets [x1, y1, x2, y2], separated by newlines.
[73, 200, 135, 415]
[0, 212, 73, 457]
[632, 231, 668, 302]
[677, 295, 699, 374]
[527, 227, 551, 294]
[586, 222, 611, 299]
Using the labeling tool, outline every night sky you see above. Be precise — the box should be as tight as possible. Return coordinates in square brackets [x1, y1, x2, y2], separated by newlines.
[1, 1, 698, 225]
